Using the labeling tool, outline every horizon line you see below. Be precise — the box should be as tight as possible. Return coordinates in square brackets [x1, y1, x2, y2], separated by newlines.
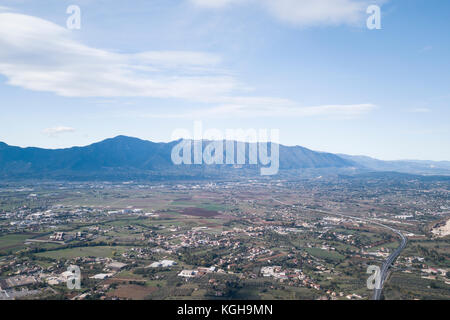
[1, 135, 449, 163]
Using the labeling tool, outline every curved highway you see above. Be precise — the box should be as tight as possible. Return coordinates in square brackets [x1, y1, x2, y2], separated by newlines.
[372, 227, 407, 300]
[271, 199, 408, 300]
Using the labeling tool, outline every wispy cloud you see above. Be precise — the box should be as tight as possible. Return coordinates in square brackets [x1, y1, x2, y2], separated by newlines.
[0, 12, 234, 100]
[190, 0, 244, 9]
[409, 108, 431, 113]
[43, 126, 75, 136]
[141, 102, 376, 119]
[190, 0, 380, 27]
[0, 11, 376, 120]
[419, 45, 433, 53]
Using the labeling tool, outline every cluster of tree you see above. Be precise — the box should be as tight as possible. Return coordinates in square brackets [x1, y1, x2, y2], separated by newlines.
[415, 245, 446, 263]
[178, 249, 219, 266]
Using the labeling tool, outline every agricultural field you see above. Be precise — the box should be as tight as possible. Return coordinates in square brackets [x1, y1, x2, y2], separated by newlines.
[0, 178, 449, 300]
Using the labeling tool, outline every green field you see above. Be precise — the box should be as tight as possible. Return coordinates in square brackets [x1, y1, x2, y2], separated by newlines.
[35, 246, 132, 259]
[0, 234, 32, 252]
[304, 248, 346, 262]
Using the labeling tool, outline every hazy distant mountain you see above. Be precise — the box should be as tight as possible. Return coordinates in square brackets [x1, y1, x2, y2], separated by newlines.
[339, 154, 450, 175]
[0, 136, 354, 180]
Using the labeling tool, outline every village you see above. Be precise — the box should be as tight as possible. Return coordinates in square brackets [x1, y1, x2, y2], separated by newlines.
[0, 178, 449, 300]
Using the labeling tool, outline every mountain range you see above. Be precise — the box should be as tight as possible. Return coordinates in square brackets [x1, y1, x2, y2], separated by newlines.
[0, 136, 448, 181]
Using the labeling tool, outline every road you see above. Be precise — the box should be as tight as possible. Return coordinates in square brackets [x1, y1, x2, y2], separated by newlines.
[372, 227, 407, 300]
[271, 199, 408, 300]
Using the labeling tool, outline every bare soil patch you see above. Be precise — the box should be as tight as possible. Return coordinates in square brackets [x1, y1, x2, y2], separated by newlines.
[106, 284, 157, 300]
[179, 207, 219, 218]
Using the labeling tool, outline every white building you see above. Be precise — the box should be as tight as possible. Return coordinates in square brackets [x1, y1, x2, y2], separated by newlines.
[89, 273, 114, 280]
[178, 270, 197, 278]
[149, 260, 177, 268]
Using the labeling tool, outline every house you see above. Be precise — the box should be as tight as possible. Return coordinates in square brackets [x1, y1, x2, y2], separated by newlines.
[148, 260, 177, 268]
[260, 266, 281, 277]
[90, 273, 114, 280]
[50, 232, 65, 241]
[106, 262, 127, 271]
[0, 276, 37, 289]
[178, 270, 197, 278]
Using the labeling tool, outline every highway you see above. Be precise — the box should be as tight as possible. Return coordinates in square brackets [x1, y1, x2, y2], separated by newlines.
[372, 227, 407, 300]
[271, 199, 408, 300]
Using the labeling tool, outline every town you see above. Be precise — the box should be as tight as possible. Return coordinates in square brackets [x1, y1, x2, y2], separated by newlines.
[0, 174, 449, 300]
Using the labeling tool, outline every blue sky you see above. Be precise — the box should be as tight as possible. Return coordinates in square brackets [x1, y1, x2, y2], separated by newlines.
[0, 0, 449, 160]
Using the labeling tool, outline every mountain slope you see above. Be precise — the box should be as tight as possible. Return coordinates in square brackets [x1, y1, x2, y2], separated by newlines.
[0, 136, 355, 180]
[339, 154, 450, 175]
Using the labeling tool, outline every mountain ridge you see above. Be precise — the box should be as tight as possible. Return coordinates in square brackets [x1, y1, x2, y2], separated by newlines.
[0, 136, 354, 180]
[0, 135, 448, 180]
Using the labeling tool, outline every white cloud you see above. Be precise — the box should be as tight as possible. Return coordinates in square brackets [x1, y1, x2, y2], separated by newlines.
[262, 0, 367, 27]
[142, 102, 376, 119]
[410, 108, 431, 113]
[190, 0, 245, 9]
[43, 126, 75, 136]
[190, 0, 377, 27]
[0, 12, 234, 99]
[419, 46, 433, 53]
[0, 12, 375, 120]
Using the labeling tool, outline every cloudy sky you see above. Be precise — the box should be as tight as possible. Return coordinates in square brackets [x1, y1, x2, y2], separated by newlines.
[0, 0, 449, 160]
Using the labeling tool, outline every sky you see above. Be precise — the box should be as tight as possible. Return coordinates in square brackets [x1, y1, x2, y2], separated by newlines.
[0, 0, 449, 161]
